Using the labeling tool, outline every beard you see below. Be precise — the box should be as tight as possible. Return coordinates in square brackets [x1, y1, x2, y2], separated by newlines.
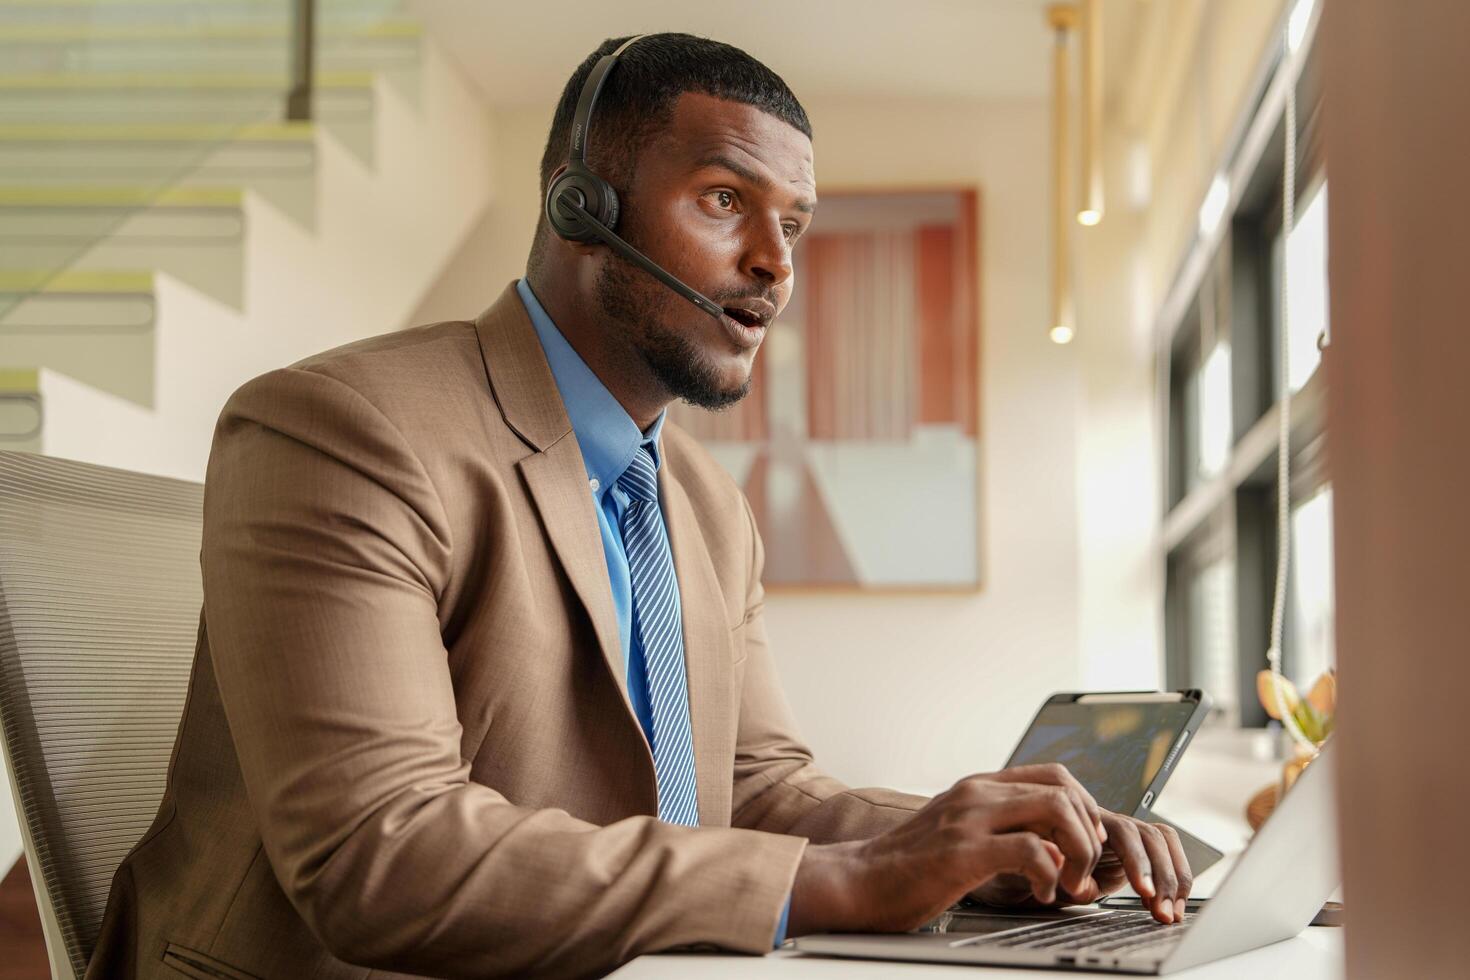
[593, 245, 752, 412]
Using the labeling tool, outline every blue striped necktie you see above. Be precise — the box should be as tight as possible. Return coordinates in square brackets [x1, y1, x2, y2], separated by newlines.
[617, 445, 700, 827]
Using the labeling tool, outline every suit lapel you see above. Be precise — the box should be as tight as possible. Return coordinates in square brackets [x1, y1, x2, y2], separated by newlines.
[660, 466, 735, 826]
[516, 446, 632, 713]
[474, 283, 636, 720]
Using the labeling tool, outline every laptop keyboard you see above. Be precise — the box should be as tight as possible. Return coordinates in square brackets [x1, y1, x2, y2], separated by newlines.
[962, 910, 1189, 957]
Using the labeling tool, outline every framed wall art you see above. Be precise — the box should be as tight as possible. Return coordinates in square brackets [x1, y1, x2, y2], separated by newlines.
[671, 186, 983, 591]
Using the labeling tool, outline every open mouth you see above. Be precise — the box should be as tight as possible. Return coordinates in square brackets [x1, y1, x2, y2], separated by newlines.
[722, 306, 767, 329]
[718, 306, 769, 351]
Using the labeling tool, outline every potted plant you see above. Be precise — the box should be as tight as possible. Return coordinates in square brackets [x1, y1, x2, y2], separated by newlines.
[1246, 668, 1336, 829]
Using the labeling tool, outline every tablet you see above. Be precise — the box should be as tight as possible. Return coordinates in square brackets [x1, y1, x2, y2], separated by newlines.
[1004, 690, 1211, 816]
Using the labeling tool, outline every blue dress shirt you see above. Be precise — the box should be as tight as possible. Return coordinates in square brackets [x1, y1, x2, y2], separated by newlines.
[515, 279, 790, 947]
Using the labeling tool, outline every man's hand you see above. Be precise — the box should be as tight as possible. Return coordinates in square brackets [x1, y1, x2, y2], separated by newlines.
[786, 763, 1109, 936]
[968, 810, 1194, 924]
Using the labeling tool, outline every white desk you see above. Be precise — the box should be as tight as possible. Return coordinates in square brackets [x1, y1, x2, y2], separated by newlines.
[614, 729, 1344, 979]
[610, 929, 1342, 979]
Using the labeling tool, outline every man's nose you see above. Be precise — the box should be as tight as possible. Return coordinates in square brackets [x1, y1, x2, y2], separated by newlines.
[742, 216, 794, 286]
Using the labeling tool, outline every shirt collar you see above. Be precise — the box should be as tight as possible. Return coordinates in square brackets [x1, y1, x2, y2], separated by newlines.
[516, 278, 665, 494]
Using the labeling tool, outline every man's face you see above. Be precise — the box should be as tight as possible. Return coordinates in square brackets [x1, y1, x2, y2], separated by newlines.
[593, 91, 816, 411]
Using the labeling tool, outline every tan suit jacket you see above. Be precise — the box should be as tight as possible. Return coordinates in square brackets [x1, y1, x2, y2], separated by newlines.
[86, 281, 926, 979]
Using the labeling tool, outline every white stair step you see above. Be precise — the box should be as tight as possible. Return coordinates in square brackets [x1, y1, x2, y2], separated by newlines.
[0, 18, 419, 43]
[0, 19, 421, 74]
[0, 71, 374, 123]
[0, 69, 374, 86]
[6, 331, 154, 406]
[0, 171, 315, 234]
[2, 238, 244, 309]
[15, 38, 420, 75]
[0, 121, 315, 179]
[0, 272, 155, 407]
[0, 368, 43, 452]
[0, 185, 244, 241]
[1, 331, 153, 407]
[0, 0, 404, 28]
[0, 269, 155, 330]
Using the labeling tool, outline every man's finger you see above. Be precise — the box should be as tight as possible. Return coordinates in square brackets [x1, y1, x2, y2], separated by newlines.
[1055, 770, 1105, 842]
[977, 833, 1064, 905]
[1137, 823, 1178, 924]
[1067, 791, 1103, 860]
[992, 764, 1105, 841]
[1044, 783, 1101, 879]
[1103, 816, 1156, 903]
[1089, 847, 1129, 897]
[1156, 823, 1194, 919]
[984, 785, 1098, 897]
[1047, 781, 1102, 869]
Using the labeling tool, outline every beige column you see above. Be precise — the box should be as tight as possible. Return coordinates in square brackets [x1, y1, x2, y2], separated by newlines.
[1323, 2, 1470, 976]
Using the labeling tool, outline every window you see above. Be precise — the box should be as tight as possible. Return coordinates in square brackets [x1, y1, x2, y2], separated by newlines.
[1160, 22, 1332, 727]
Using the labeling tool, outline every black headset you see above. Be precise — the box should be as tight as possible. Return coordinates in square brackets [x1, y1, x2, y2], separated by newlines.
[543, 34, 725, 319]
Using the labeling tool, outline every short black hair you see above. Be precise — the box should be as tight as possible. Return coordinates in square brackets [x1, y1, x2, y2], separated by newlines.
[527, 32, 812, 276]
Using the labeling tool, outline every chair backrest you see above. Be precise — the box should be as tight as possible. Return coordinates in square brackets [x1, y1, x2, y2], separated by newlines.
[0, 451, 201, 979]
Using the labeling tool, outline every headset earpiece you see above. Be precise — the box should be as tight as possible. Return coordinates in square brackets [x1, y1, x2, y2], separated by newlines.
[545, 165, 620, 244]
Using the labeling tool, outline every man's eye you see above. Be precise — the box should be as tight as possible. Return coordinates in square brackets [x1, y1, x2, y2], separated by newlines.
[708, 190, 736, 210]
[783, 224, 800, 242]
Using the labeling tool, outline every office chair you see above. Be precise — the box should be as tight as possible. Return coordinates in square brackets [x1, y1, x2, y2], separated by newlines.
[0, 451, 202, 979]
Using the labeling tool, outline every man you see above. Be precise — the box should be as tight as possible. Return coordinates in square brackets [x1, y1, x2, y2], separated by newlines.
[87, 33, 1191, 979]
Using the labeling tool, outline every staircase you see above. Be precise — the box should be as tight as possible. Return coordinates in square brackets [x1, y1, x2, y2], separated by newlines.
[0, 0, 495, 479]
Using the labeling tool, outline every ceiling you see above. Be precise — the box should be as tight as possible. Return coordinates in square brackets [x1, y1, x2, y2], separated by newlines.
[407, 0, 1144, 110]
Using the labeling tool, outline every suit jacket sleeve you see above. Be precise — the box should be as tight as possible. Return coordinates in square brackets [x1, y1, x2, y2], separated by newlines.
[201, 367, 806, 979]
[728, 496, 931, 843]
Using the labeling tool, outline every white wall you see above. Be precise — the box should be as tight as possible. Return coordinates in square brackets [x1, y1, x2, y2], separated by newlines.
[407, 102, 545, 324]
[411, 95, 1165, 793]
[1073, 128, 1165, 695]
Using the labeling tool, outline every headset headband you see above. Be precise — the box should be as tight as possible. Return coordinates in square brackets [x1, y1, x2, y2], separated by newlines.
[568, 34, 647, 167]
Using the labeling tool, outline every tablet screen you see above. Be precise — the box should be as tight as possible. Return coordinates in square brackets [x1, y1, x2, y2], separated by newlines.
[1006, 700, 1196, 813]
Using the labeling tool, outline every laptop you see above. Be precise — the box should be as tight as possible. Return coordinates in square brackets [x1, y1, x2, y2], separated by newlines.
[792, 738, 1337, 974]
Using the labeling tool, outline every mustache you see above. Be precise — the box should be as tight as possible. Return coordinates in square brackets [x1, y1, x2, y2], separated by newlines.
[709, 287, 781, 308]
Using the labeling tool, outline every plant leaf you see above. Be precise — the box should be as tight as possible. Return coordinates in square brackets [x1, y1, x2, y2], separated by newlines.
[1257, 669, 1301, 720]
